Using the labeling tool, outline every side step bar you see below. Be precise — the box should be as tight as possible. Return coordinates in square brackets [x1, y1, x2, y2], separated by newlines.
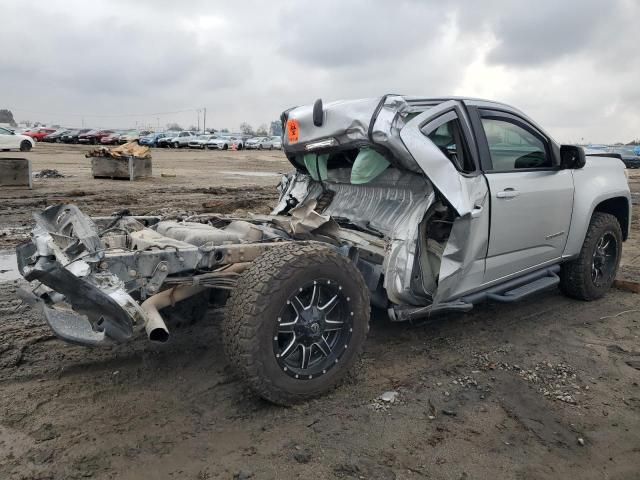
[390, 265, 561, 322]
[461, 265, 561, 305]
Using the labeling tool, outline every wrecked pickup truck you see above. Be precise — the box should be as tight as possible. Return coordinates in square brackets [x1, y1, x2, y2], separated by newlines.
[16, 96, 631, 405]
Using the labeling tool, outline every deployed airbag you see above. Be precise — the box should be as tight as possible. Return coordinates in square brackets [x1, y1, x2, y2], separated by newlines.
[350, 148, 390, 184]
[304, 153, 329, 181]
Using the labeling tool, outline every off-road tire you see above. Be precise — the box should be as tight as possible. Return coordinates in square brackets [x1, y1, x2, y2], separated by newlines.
[560, 212, 622, 300]
[20, 140, 32, 152]
[223, 242, 370, 405]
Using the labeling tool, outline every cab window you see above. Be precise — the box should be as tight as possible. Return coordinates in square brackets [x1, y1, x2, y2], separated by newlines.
[481, 118, 551, 171]
[422, 116, 475, 173]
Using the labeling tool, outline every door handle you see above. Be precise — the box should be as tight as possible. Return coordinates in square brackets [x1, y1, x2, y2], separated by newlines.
[496, 188, 519, 199]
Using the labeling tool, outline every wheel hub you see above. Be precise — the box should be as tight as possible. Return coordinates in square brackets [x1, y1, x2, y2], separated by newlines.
[296, 307, 325, 339]
[273, 279, 352, 379]
[591, 232, 617, 286]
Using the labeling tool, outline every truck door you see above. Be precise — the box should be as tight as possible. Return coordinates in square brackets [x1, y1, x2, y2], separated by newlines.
[399, 101, 491, 302]
[472, 108, 574, 283]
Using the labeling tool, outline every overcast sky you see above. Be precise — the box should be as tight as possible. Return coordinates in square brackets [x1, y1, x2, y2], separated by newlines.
[2, 0, 638, 142]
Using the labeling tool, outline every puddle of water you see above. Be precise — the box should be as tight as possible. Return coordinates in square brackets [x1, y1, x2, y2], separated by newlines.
[0, 250, 20, 282]
[221, 170, 281, 178]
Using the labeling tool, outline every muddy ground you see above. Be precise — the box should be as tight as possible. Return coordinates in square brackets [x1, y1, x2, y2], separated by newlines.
[1, 144, 639, 479]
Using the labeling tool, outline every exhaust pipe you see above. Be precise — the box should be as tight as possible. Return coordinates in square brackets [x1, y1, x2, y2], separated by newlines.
[140, 263, 250, 343]
[141, 285, 207, 343]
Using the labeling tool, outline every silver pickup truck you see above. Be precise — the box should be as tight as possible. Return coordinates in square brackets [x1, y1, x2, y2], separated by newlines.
[16, 95, 631, 405]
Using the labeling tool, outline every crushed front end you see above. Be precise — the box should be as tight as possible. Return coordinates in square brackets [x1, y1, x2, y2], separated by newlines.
[16, 204, 290, 346]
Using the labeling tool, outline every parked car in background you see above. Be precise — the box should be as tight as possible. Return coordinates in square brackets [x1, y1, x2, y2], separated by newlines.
[61, 129, 91, 144]
[209, 135, 239, 150]
[0, 126, 35, 151]
[246, 136, 277, 150]
[140, 132, 170, 147]
[188, 134, 217, 149]
[79, 129, 115, 145]
[235, 137, 249, 150]
[171, 131, 197, 148]
[25, 127, 56, 142]
[42, 129, 70, 143]
[118, 130, 141, 144]
[609, 146, 640, 169]
[100, 131, 122, 145]
[271, 136, 282, 149]
[157, 132, 180, 148]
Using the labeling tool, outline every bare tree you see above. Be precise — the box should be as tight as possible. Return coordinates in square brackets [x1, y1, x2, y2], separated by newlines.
[256, 124, 268, 136]
[0, 109, 17, 127]
[239, 122, 255, 135]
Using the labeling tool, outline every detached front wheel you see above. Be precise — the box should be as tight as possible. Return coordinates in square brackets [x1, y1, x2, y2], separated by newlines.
[223, 243, 370, 405]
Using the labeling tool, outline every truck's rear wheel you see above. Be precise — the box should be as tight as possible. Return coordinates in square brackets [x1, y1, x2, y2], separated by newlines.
[560, 212, 622, 300]
[223, 243, 370, 405]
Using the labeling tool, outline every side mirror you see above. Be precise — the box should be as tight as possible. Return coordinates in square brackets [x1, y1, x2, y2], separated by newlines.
[560, 145, 586, 169]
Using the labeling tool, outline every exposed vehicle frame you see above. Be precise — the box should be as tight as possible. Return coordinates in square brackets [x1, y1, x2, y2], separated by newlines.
[16, 95, 631, 405]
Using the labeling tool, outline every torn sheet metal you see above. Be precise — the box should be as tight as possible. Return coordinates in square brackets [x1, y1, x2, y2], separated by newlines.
[398, 100, 480, 216]
[288, 198, 333, 235]
[434, 175, 490, 304]
[285, 97, 381, 147]
[274, 169, 437, 305]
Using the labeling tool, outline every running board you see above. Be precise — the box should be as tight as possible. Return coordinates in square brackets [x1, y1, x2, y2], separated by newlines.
[485, 273, 559, 303]
[462, 265, 561, 305]
[388, 265, 561, 323]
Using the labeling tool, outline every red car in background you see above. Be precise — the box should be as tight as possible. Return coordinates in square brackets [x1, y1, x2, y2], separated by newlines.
[100, 132, 121, 145]
[78, 129, 115, 145]
[25, 128, 56, 142]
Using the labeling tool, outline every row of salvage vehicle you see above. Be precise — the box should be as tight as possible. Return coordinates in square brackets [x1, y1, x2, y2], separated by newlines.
[23, 127, 152, 145]
[156, 132, 282, 150]
[21, 127, 283, 150]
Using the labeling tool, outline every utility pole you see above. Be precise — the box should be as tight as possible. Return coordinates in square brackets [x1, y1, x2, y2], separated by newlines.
[197, 109, 200, 132]
[203, 107, 206, 133]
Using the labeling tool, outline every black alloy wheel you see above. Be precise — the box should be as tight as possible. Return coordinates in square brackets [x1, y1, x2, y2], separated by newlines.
[591, 232, 618, 287]
[274, 278, 352, 380]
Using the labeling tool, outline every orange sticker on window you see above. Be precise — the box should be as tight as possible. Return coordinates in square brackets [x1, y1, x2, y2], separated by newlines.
[287, 119, 300, 144]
